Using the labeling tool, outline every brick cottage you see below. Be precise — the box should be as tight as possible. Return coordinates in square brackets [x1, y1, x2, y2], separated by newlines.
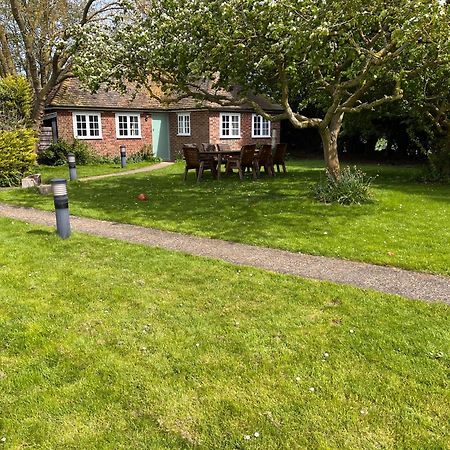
[43, 78, 282, 161]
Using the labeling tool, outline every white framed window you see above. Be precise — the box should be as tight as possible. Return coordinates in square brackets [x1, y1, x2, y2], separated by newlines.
[252, 114, 271, 138]
[220, 112, 241, 138]
[72, 112, 102, 139]
[115, 113, 141, 138]
[177, 113, 191, 136]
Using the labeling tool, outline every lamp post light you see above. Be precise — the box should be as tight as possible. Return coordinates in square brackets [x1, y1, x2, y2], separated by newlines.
[51, 178, 71, 239]
[67, 152, 77, 181]
[120, 145, 127, 168]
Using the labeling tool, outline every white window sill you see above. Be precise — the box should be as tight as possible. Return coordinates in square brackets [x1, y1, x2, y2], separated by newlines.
[251, 135, 271, 139]
[177, 133, 191, 137]
[75, 136, 103, 140]
[116, 136, 142, 139]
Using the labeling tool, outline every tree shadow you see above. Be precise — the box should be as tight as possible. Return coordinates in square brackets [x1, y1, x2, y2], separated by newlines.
[27, 229, 53, 236]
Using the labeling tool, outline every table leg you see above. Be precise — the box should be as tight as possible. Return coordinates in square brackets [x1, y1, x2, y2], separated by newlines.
[217, 153, 222, 180]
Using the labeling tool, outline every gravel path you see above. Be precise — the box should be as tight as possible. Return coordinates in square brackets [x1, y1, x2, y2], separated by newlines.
[79, 161, 174, 181]
[1, 203, 449, 304]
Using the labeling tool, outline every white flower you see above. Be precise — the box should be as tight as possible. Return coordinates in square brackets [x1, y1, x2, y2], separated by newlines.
[360, 408, 368, 415]
[244, 435, 251, 440]
[309, 387, 315, 392]
[295, 376, 300, 382]
[254, 432, 260, 438]
[196, 343, 200, 347]
[350, 329, 355, 334]
[323, 352, 329, 358]
[0, 437, 6, 443]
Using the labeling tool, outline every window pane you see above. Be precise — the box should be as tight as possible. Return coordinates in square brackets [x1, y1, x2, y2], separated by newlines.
[76, 115, 87, 137]
[129, 115, 139, 136]
[221, 115, 230, 136]
[253, 115, 261, 136]
[262, 119, 269, 136]
[231, 115, 239, 136]
[89, 115, 99, 136]
[118, 116, 128, 136]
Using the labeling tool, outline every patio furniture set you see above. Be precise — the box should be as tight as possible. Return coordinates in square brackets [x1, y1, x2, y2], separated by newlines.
[183, 143, 287, 182]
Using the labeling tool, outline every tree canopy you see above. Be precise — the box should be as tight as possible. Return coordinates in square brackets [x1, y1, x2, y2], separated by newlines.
[77, 0, 450, 176]
[0, 0, 122, 127]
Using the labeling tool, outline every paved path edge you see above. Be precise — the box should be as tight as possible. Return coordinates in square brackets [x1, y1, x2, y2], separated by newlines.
[0, 203, 449, 304]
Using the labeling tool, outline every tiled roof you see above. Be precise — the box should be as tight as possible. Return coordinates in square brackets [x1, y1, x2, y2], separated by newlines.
[47, 78, 283, 112]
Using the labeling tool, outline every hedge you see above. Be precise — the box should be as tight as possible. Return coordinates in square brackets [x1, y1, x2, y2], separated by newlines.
[0, 129, 37, 186]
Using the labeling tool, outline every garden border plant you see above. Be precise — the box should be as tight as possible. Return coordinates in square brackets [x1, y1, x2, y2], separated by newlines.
[310, 166, 375, 205]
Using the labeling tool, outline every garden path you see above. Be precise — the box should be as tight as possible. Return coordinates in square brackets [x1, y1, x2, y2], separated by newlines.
[78, 161, 174, 181]
[1, 203, 449, 304]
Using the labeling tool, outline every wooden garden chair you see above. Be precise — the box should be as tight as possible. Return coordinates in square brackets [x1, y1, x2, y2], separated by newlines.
[202, 143, 217, 152]
[273, 143, 287, 173]
[217, 143, 231, 152]
[183, 145, 217, 182]
[225, 144, 258, 180]
[257, 144, 274, 177]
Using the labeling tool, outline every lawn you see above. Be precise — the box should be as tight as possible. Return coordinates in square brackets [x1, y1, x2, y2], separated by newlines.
[0, 160, 449, 275]
[0, 217, 449, 449]
[35, 161, 155, 183]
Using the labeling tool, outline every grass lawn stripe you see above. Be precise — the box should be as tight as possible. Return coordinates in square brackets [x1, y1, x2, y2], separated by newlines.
[0, 160, 448, 276]
[0, 218, 449, 448]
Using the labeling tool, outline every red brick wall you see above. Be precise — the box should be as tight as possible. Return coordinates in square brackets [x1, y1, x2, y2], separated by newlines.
[56, 110, 152, 158]
[55, 109, 282, 160]
[208, 112, 281, 148]
[168, 111, 210, 160]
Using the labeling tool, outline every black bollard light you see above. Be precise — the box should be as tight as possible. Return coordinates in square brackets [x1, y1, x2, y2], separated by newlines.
[67, 153, 77, 181]
[51, 178, 71, 239]
[120, 145, 127, 168]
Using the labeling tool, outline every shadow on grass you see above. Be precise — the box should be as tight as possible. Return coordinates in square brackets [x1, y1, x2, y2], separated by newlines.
[62, 162, 374, 246]
[1, 159, 449, 273]
[27, 229, 54, 236]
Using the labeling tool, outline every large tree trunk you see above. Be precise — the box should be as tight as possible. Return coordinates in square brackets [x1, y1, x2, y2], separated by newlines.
[319, 113, 343, 180]
[31, 95, 46, 133]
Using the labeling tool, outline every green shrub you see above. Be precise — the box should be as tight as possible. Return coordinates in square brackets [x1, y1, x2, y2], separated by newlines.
[0, 76, 32, 130]
[0, 129, 37, 186]
[37, 139, 97, 166]
[95, 145, 161, 165]
[128, 145, 160, 163]
[311, 166, 375, 205]
[423, 137, 450, 182]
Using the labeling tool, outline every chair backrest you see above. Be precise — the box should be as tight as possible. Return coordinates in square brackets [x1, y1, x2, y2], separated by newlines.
[240, 144, 257, 165]
[217, 143, 231, 152]
[273, 143, 287, 162]
[258, 145, 273, 165]
[183, 146, 200, 167]
[202, 143, 217, 152]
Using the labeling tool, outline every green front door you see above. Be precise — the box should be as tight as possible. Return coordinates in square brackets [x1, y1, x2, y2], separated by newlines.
[152, 113, 170, 161]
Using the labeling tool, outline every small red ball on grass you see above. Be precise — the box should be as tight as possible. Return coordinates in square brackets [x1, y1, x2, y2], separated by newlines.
[136, 193, 149, 201]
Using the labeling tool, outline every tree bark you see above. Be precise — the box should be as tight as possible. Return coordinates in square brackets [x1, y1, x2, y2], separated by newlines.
[30, 92, 48, 141]
[319, 113, 343, 180]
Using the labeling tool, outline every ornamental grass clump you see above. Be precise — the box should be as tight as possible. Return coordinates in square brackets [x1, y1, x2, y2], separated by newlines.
[311, 166, 374, 205]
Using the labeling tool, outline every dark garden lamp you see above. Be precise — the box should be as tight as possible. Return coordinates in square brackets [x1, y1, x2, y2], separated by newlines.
[51, 178, 71, 239]
[67, 152, 77, 181]
[120, 145, 127, 168]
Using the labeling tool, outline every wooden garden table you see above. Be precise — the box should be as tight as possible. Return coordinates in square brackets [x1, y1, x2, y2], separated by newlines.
[199, 149, 241, 180]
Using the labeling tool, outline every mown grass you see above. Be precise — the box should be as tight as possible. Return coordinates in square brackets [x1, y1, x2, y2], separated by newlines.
[35, 161, 154, 183]
[0, 160, 449, 275]
[0, 217, 449, 449]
